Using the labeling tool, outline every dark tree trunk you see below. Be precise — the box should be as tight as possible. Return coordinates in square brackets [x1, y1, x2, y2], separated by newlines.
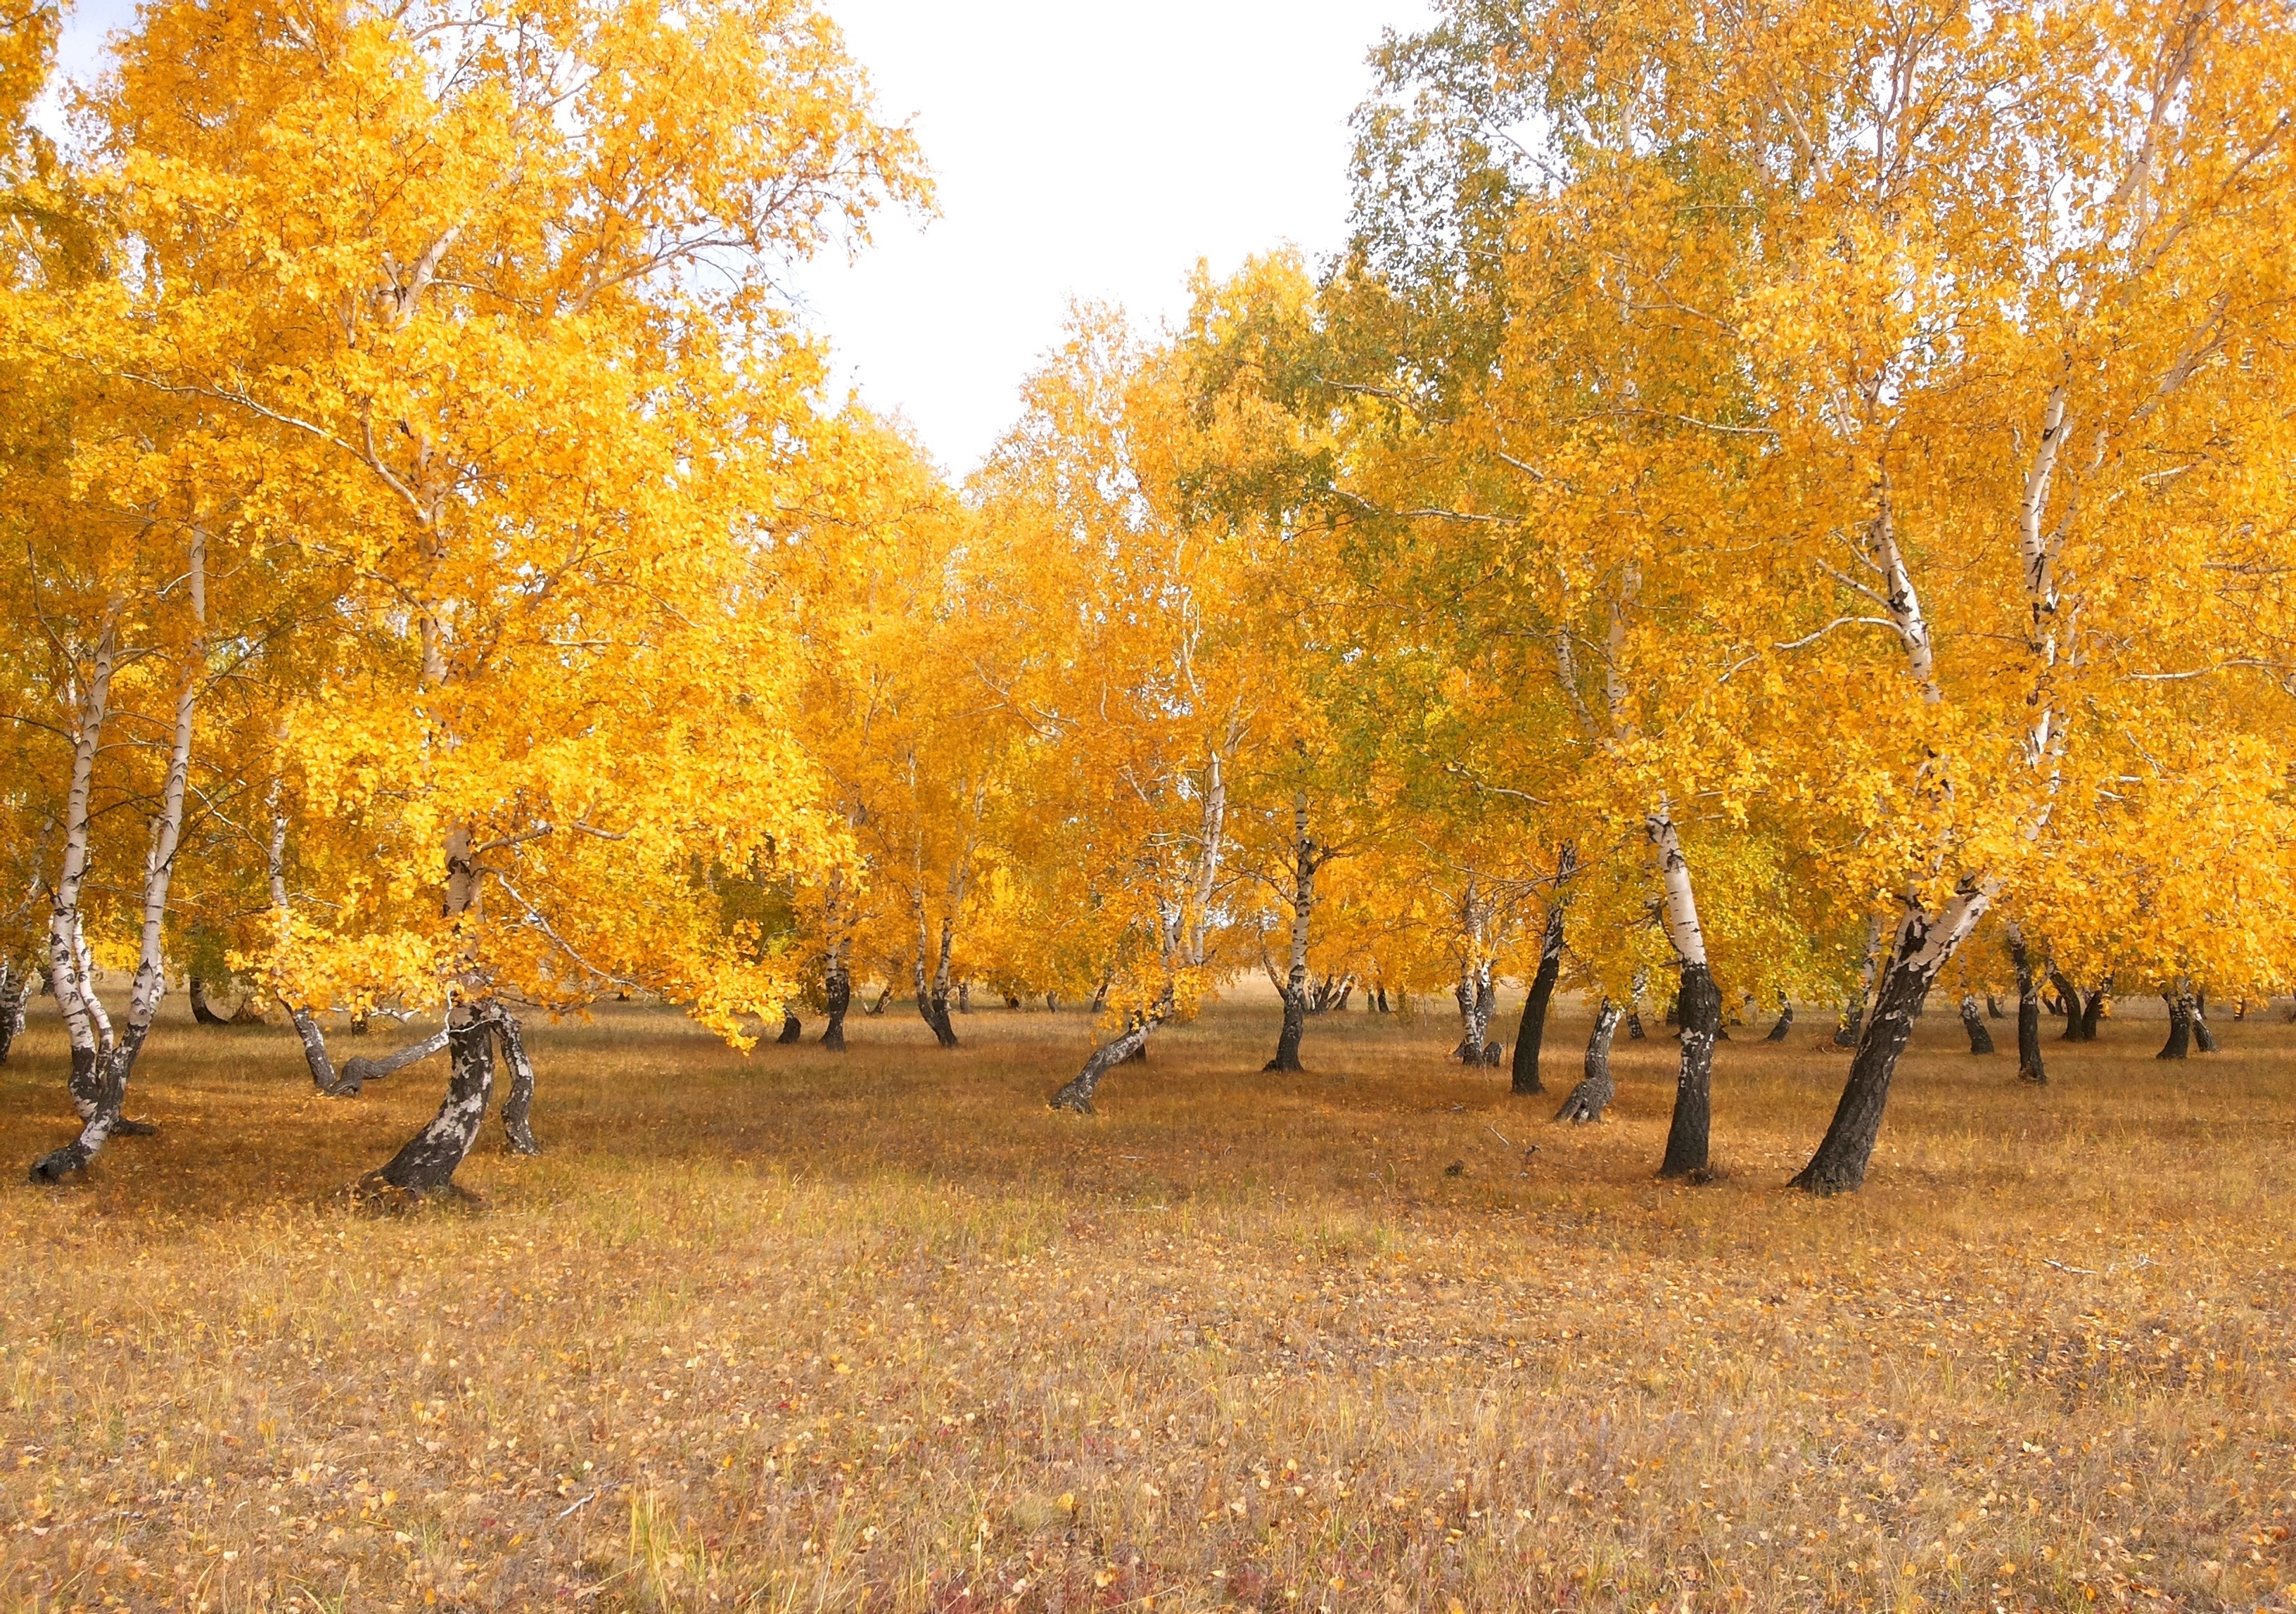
[2009, 931, 2046, 1084]
[2156, 992, 2193, 1060]
[1090, 974, 1111, 1013]
[2079, 987, 2107, 1041]
[1554, 1000, 1622, 1124]
[776, 1010, 803, 1044]
[1004, 992, 1021, 1010]
[372, 1007, 499, 1193]
[332, 1026, 450, 1095]
[1046, 991, 1060, 1012]
[1335, 981, 1354, 1012]
[2048, 970, 2081, 1038]
[1960, 995, 1994, 1054]
[188, 974, 228, 1026]
[1049, 1007, 1163, 1113]
[30, 1021, 157, 1182]
[1510, 906, 1566, 1096]
[864, 984, 891, 1017]
[1265, 986, 1307, 1072]
[819, 962, 850, 1051]
[495, 1008, 540, 1155]
[2193, 997, 2218, 1053]
[1373, 985, 1391, 1015]
[1833, 1000, 1863, 1048]
[917, 991, 959, 1049]
[1765, 1000, 1793, 1042]
[1626, 1008, 1646, 1040]
[1986, 995, 2005, 1019]
[1793, 888, 1988, 1195]
[957, 980, 971, 1014]
[1656, 963, 1723, 1179]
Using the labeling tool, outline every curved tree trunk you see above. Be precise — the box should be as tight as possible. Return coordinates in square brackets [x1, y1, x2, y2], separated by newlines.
[1960, 994, 1994, 1054]
[1264, 794, 1325, 1074]
[2079, 986, 2108, 1041]
[1765, 998, 1793, 1042]
[1050, 998, 1168, 1113]
[777, 1010, 803, 1044]
[2048, 968, 2082, 1039]
[188, 974, 228, 1027]
[1510, 895, 1567, 1096]
[2156, 991, 2193, 1060]
[371, 1005, 500, 1193]
[333, 1026, 450, 1095]
[2008, 927, 2046, 1084]
[865, 983, 892, 1017]
[1792, 880, 1992, 1195]
[1986, 995, 2005, 1019]
[495, 1008, 540, 1155]
[1554, 1000, 1621, 1124]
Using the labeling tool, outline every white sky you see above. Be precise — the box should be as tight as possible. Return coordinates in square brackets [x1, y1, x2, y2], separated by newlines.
[46, 0, 1431, 477]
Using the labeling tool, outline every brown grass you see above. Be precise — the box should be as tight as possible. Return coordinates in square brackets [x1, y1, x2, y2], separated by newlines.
[1, 993, 2293, 1613]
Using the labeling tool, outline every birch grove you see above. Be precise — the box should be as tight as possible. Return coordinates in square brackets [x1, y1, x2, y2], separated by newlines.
[5, 0, 2295, 1200]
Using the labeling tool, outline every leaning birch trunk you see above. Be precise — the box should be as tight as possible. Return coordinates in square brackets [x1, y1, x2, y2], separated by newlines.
[1510, 864, 1571, 1095]
[910, 894, 959, 1049]
[819, 875, 851, 1050]
[2191, 996, 2218, 1053]
[265, 805, 340, 1093]
[2078, 985, 2108, 1041]
[1553, 1000, 1622, 1124]
[1651, 805, 1723, 1181]
[1050, 739, 1231, 1112]
[776, 1010, 803, 1044]
[1765, 997, 1793, 1042]
[334, 1026, 452, 1094]
[495, 1007, 540, 1155]
[1624, 970, 1647, 1041]
[1792, 879, 1994, 1195]
[2008, 926, 2046, 1084]
[1960, 995, 1995, 1055]
[188, 974, 229, 1026]
[36, 587, 199, 1183]
[369, 1005, 500, 1193]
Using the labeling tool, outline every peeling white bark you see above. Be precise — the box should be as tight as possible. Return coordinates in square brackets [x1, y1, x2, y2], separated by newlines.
[1645, 801, 1708, 967]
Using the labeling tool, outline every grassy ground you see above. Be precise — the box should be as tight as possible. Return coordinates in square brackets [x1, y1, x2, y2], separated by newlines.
[1, 992, 2292, 1613]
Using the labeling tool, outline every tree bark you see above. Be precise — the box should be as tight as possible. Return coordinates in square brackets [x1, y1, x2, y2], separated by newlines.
[2079, 986, 2108, 1041]
[776, 1010, 803, 1044]
[2008, 926, 2046, 1084]
[1792, 880, 1992, 1195]
[333, 1026, 451, 1095]
[2048, 968, 2083, 1039]
[1554, 999, 1621, 1124]
[0, 961, 28, 1065]
[495, 1008, 540, 1155]
[1765, 998, 1793, 1042]
[371, 1005, 500, 1193]
[1960, 994, 1994, 1054]
[1650, 806, 1721, 1181]
[2192, 996, 2218, 1053]
[1510, 871, 1570, 1095]
[1266, 986, 1308, 1073]
[1986, 995, 2005, 1019]
[2156, 991, 2193, 1060]
[189, 974, 229, 1026]
[1050, 996, 1168, 1112]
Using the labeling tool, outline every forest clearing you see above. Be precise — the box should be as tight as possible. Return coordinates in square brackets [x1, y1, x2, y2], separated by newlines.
[4, 994, 2292, 1612]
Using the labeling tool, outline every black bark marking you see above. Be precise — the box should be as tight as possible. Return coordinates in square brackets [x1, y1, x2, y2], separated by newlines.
[372, 1008, 498, 1193]
[497, 1008, 539, 1155]
[1960, 995, 1995, 1055]
[1510, 906, 1565, 1095]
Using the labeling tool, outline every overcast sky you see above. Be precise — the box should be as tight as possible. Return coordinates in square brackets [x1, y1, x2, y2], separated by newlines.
[46, 0, 1431, 476]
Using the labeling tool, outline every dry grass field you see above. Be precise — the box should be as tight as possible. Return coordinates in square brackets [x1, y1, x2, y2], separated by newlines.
[1, 991, 2292, 1613]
